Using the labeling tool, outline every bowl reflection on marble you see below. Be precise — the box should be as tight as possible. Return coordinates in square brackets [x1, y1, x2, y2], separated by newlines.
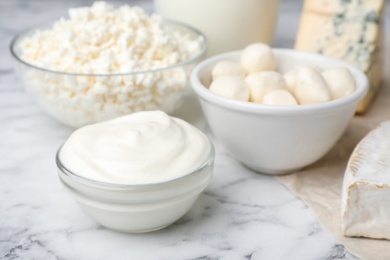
[190, 49, 368, 175]
[55, 144, 215, 233]
[10, 20, 208, 128]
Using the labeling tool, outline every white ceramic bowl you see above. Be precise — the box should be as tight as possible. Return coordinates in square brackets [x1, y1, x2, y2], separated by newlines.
[56, 144, 214, 233]
[191, 49, 368, 175]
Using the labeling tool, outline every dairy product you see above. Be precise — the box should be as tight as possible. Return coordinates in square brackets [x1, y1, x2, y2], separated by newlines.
[295, 0, 385, 113]
[245, 71, 285, 103]
[209, 76, 249, 101]
[240, 43, 276, 74]
[283, 69, 298, 94]
[293, 67, 331, 104]
[57, 112, 214, 233]
[212, 61, 245, 80]
[21, 2, 203, 74]
[60, 111, 211, 184]
[154, 0, 280, 56]
[207, 43, 356, 105]
[17, 2, 205, 127]
[263, 89, 298, 106]
[342, 121, 390, 240]
[283, 66, 320, 94]
[322, 68, 356, 100]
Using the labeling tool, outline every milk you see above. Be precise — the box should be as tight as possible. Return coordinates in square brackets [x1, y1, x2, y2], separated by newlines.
[154, 0, 280, 56]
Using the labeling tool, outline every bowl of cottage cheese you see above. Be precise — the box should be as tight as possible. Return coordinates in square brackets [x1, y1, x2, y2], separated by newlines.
[10, 1, 207, 128]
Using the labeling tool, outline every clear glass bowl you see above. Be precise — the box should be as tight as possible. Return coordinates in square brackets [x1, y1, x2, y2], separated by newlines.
[56, 142, 215, 233]
[10, 20, 208, 128]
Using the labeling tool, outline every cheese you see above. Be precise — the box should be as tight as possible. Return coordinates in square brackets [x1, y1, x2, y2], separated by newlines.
[209, 75, 249, 101]
[303, 0, 384, 16]
[245, 71, 286, 103]
[341, 121, 390, 240]
[19, 2, 204, 128]
[295, 0, 384, 113]
[262, 89, 298, 106]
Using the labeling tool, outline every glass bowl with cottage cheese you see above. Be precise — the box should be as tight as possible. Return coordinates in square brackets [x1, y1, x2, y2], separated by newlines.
[10, 2, 207, 128]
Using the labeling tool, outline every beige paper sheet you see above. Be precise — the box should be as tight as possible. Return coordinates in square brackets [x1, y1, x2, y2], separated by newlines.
[276, 58, 390, 259]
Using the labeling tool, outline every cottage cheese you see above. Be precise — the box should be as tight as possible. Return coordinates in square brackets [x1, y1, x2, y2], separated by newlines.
[19, 2, 204, 127]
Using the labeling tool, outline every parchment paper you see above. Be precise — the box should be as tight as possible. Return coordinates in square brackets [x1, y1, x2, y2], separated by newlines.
[276, 48, 390, 259]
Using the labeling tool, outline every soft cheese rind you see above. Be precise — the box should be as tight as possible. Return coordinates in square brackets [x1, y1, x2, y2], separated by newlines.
[342, 121, 390, 240]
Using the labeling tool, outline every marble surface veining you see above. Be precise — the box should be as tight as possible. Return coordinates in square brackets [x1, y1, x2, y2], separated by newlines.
[1, 0, 388, 259]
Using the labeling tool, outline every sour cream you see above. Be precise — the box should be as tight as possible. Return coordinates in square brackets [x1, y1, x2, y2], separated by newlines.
[60, 111, 211, 185]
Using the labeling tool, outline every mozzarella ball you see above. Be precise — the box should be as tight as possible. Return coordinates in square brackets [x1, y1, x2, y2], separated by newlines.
[240, 43, 276, 74]
[294, 67, 331, 104]
[209, 75, 249, 101]
[212, 61, 245, 80]
[245, 71, 286, 103]
[263, 89, 298, 106]
[283, 69, 297, 94]
[322, 68, 356, 100]
[283, 66, 322, 94]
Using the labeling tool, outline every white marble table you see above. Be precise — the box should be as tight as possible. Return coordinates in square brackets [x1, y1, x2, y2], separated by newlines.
[1, 1, 388, 259]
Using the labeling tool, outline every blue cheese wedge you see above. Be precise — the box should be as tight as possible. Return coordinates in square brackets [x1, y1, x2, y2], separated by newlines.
[295, 0, 384, 113]
[341, 121, 390, 240]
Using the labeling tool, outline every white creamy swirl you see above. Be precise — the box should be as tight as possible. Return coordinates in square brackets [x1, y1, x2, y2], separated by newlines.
[60, 111, 211, 184]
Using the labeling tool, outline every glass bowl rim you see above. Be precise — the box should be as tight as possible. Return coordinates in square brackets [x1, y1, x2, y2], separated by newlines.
[10, 18, 208, 77]
[56, 139, 215, 190]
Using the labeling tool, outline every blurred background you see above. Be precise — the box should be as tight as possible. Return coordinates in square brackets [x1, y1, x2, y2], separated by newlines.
[0, 0, 340, 68]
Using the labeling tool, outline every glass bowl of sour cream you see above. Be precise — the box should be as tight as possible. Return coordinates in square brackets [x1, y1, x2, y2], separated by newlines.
[55, 111, 214, 233]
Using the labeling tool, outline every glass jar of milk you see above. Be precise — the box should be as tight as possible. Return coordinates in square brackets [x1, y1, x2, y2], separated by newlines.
[154, 0, 280, 56]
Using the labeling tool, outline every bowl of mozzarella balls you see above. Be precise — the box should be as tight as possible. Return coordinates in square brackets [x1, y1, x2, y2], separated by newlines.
[191, 43, 368, 174]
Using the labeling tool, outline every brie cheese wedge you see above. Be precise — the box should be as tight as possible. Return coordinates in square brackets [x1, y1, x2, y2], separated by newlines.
[341, 121, 390, 240]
